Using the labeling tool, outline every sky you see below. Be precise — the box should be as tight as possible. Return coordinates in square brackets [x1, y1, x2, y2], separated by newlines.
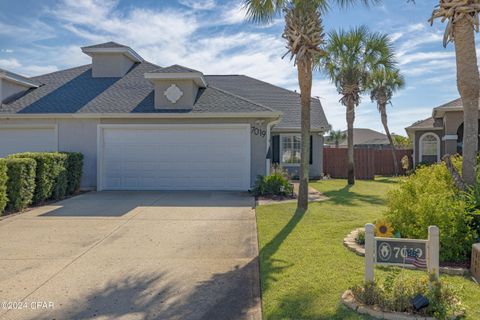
[0, 0, 467, 136]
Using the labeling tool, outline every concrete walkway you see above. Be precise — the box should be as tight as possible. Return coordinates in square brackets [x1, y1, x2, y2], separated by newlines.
[0, 191, 261, 320]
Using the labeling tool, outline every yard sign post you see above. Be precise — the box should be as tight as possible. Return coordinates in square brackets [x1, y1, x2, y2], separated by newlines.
[364, 223, 439, 283]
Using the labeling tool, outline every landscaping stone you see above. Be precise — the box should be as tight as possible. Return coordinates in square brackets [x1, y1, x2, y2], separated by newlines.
[343, 228, 470, 275]
[341, 290, 438, 320]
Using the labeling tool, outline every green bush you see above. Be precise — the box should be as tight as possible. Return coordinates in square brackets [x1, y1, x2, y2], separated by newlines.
[385, 160, 476, 262]
[355, 230, 365, 245]
[351, 269, 464, 319]
[253, 166, 293, 197]
[63, 152, 83, 194]
[0, 159, 8, 214]
[9, 152, 68, 203]
[52, 153, 68, 200]
[4, 158, 36, 212]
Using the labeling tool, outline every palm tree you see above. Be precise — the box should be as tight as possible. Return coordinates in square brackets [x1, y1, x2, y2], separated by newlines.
[369, 68, 405, 175]
[244, 0, 378, 209]
[319, 26, 395, 185]
[429, 1, 480, 187]
[327, 129, 347, 147]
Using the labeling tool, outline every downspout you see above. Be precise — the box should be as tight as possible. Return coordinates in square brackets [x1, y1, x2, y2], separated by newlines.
[266, 118, 281, 175]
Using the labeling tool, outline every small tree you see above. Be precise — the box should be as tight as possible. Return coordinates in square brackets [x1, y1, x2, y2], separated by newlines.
[319, 26, 395, 184]
[326, 129, 347, 148]
[369, 68, 405, 175]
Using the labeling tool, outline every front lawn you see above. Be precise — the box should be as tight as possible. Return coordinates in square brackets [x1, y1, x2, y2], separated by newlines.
[256, 177, 480, 319]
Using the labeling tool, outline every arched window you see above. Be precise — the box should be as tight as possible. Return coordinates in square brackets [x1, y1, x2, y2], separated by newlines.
[419, 133, 440, 164]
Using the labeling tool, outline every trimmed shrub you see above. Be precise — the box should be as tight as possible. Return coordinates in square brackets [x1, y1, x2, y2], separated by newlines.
[385, 160, 476, 262]
[0, 159, 7, 214]
[63, 152, 83, 194]
[9, 152, 68, 203]
[5, 158, 36, 212]
[253, 166, 293, 197]
[52, 153, 68, 200]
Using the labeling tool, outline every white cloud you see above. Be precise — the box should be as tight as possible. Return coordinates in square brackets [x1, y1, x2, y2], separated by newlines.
[179, 0, 216, 10]
[220, 2, 248, 25]
[0, 58, 21, 69]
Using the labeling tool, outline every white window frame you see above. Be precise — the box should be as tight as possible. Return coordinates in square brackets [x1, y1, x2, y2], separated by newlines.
[419, 132, 440, 163]
[280, 134, 301, 166]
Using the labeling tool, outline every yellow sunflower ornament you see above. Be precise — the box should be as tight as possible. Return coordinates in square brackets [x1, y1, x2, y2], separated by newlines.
[375, 219, 394, 238]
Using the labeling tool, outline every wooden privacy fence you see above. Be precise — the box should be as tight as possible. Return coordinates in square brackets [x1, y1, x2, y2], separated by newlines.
[323, 147, 413, 179]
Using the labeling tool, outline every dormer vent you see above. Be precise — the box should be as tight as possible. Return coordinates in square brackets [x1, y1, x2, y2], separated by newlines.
[81, 42, 143, 78]
[144, 65, 207, 109]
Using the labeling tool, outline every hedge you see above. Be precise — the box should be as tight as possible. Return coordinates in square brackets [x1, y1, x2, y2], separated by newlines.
[63, 152, 83, 195]
[9, 152, 68, 203]
[0, 159, 7, 214]
[4, 158, 36, 212]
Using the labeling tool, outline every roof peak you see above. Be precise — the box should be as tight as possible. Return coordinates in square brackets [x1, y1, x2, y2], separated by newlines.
[149, 64, 202, 74]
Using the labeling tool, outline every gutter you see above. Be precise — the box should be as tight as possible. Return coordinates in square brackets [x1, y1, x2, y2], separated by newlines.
[0, 112, 283, 119]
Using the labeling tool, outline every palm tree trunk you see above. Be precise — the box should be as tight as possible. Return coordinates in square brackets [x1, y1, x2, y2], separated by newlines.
[346, 102, 355, 185]
[454, 17, 480, 186]
[380, 103, 398, 175]
[297, 59, 312, 210]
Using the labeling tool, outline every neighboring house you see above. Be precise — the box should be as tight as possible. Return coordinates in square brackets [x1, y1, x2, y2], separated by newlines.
[0, 42, 329, 191]
[405, 97, 477, 165]
[334, 128, 390, 148]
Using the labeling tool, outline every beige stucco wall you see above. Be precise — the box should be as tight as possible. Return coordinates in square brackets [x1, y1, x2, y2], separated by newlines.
[0, 78, 29, 102]
[153, 79, 198, 109]
[91, 54, 134, 77]
[413, 129, 444, 164]
[271, 131, 324, 179]
[0, 117, 278, 189]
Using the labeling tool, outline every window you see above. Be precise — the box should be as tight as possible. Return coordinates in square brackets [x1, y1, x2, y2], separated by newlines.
[281, 135, 301, 164]
[420, 133, 439, 164]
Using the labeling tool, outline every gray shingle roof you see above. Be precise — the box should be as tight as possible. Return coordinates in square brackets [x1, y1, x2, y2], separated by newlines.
[149, 64, 202, 74]
[0, 62, 272, 114]
[436, 97, 462, 109]
[338, 128, 389, 146]
[81, 41, 128, 49]
[0, 60, 329, 130]
[205, 75, 329, 130]
[406, 117, 443, 130]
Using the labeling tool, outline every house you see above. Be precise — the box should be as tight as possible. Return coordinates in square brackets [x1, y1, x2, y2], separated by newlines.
[331, 128, 390, 148]
[0, 42, 329, 191]
[405, 97, 476, 165]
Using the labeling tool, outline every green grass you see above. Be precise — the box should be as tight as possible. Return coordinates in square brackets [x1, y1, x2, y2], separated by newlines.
[256, 177, 480, 319]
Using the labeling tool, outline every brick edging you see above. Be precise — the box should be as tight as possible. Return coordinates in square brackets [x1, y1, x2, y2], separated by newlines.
[343, 228, 470, 276]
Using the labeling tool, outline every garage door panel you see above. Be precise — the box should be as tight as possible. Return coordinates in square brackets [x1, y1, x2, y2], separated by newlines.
[0, 128, 56, 158]
[101, 126, 250, 190]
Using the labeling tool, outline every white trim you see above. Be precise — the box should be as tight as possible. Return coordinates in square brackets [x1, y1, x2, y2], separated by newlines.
[0, 112, 282, 119]
[272, 127, 328, 133]
[81, 47, 143, 62]
[419, 132, 441, 163]
[0, 74, 39, 88]
[96, 123, 251, 191]
[144, 72, 207, 88]
[442, 134, 458, 141]
[279, 133, 301, 167]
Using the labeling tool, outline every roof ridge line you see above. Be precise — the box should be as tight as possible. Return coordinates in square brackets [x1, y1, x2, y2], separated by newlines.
[207, 85, 280, 114]
[233, 75, 321, 103]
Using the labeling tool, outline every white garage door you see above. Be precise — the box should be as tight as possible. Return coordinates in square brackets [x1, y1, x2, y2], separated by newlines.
[0, 126, 57, 157]
[99, 125, 251, 191]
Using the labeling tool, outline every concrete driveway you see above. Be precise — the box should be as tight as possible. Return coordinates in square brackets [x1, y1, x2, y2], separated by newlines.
[0, 191, 261, 320]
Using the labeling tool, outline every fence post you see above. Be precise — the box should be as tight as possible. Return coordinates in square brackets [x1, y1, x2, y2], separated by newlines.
[365, 223, 375, 283]
[427, 226, 440, 280]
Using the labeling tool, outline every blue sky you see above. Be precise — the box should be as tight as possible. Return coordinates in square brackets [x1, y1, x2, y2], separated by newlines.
[0, 0, 464, 135]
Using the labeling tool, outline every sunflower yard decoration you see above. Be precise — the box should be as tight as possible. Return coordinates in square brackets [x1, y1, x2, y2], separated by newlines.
[374, 219, 394, 238]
